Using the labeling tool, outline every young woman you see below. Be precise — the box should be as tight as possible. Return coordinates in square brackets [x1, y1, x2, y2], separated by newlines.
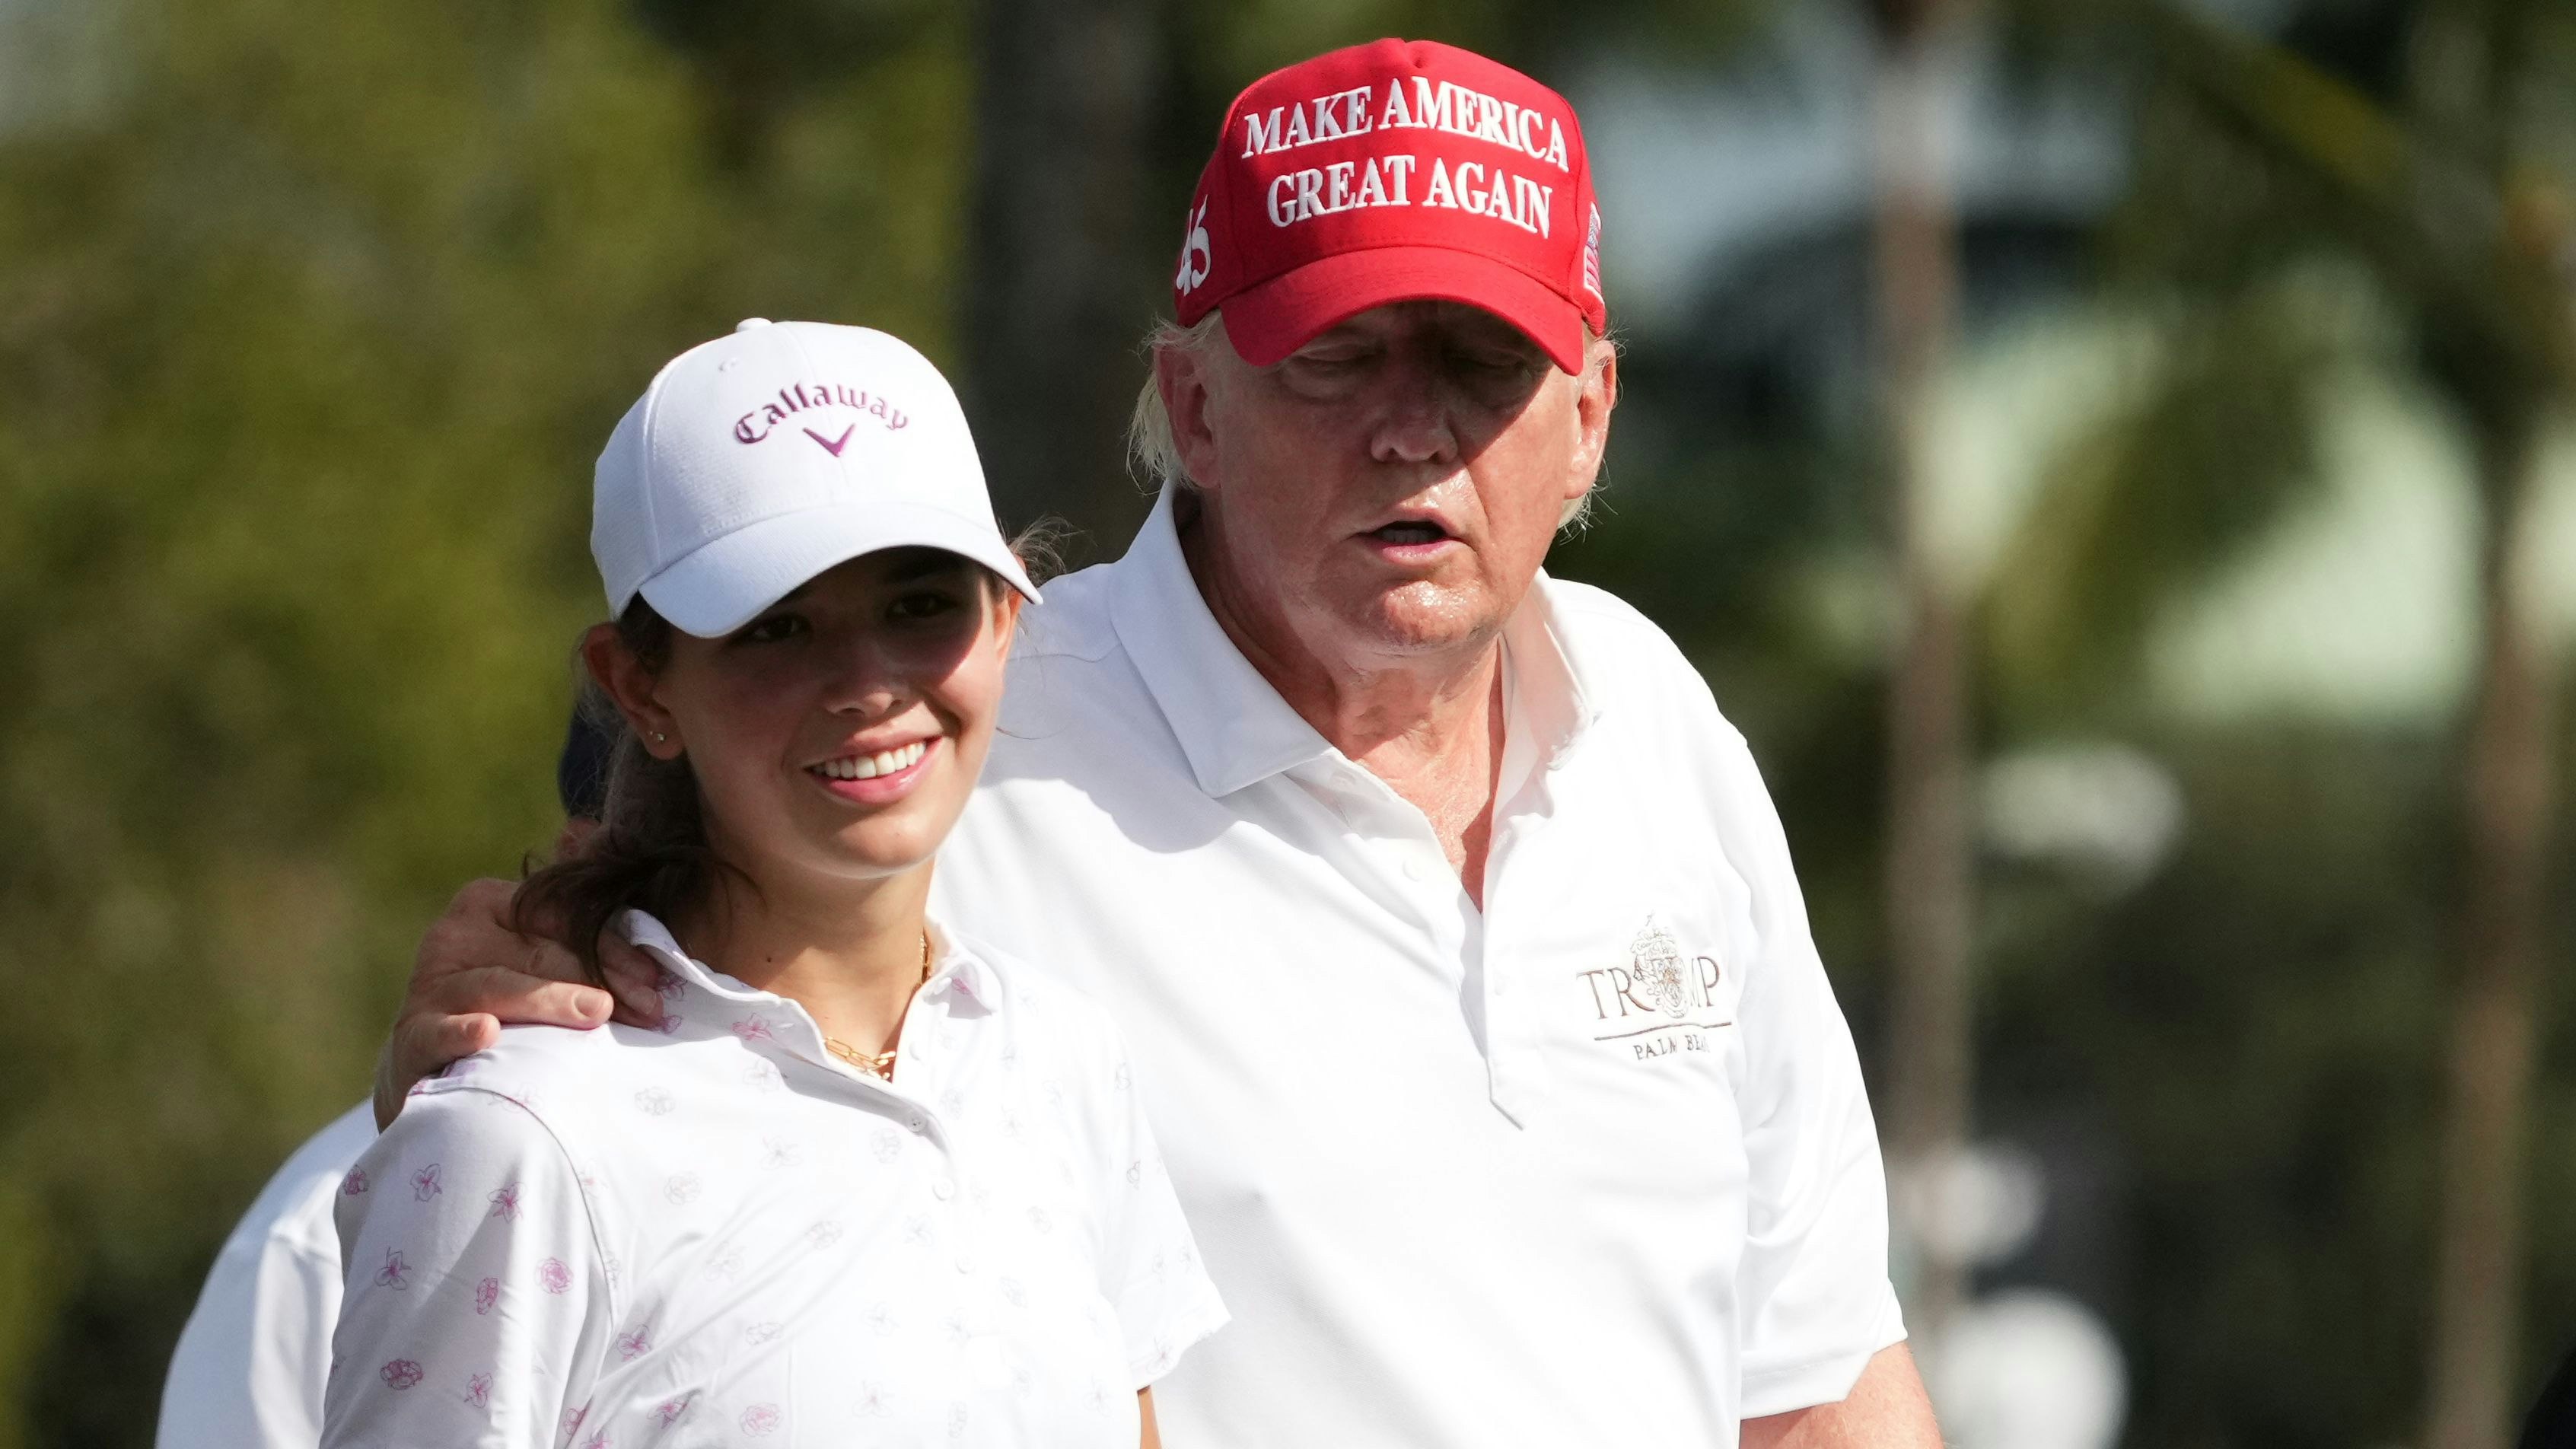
[324, 320, 1224, 1447]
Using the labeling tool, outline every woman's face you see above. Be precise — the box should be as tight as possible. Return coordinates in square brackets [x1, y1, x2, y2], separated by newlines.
[603, 548, 1017, 895]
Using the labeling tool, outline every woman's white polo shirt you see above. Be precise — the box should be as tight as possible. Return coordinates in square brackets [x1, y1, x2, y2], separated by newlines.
[323, 912, 1225, 1447]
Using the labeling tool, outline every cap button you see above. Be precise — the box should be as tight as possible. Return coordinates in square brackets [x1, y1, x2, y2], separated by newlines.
[734, 317, 772, 332]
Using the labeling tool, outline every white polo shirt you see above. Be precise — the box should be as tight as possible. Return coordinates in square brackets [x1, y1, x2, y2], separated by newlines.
[931, 485, 1905, 1445]
[158, 1102, 376, 1449]
[322, 914, 1224, 1448]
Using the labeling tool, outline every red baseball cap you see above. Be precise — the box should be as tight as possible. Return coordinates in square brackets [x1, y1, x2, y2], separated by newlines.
[1170, 38, 1607, 374]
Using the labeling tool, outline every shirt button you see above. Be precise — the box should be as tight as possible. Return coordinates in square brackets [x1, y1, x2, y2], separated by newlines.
[932, 1179, 956, 1201]
[906, 1113, 928, 1134]
[954, 1256, 976, 1275]
[1492, 976, 1510, 998]
[1402, 856, 1431, 883]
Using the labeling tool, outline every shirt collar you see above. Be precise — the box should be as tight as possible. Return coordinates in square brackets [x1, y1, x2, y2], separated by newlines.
[1107, 485, 1333, 798]
[1496, 570, 1603, 768]
[616, 909, 1003, 1013]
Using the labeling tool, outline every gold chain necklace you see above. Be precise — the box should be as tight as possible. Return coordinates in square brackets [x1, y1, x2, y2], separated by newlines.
[823, 932, 931, 1081]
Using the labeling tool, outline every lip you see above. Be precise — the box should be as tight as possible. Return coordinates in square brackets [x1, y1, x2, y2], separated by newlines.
[804, 736, 941, 806]
[1361, 533, 1464, 567]
[1355, 508, 1466, 568]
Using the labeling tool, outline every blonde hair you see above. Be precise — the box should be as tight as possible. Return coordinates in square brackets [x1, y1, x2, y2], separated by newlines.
[1126, 313, 1613, 533]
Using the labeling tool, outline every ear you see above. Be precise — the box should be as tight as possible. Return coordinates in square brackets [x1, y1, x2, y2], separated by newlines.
[1565, 341, 1618, 509]
[1155, 334, 1224, 494]
[581, 623, 685, 760]
[989, 584, 1025, 658]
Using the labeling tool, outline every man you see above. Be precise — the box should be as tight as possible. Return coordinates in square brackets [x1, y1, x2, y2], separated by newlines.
[383, 38, 1939, 1446]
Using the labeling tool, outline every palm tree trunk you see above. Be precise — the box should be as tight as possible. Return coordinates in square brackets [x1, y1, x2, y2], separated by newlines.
[1871, 10, 1975, 1346]
[2428, 417, 2560, 1449]
[963, 0, 1162, 540]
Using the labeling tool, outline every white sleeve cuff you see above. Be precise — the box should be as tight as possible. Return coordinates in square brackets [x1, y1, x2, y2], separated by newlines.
[1738, 1289, 1907, 1420]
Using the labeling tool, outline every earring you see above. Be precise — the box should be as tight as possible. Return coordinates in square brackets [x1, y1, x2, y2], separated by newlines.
[651, 731, 668, 744]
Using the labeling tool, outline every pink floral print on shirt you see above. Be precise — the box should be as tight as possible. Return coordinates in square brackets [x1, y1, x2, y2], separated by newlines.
[463, 1371, 492, 1409]
[378, 1359, 424, 1391]
[410, 1163, 442, 1201]
[374, 1249, 412, 1291]
[473, 1276, 500, 1315]
[341, 1167, 368, 1196]
[538, 1257, 573, 1295]
[488, 1180, 522, 1221]
[739, 1403, 782, 1435]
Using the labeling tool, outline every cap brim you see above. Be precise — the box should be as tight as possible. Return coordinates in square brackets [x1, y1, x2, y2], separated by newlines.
[1218, 247, 1587, 374]
[635, 498, 1040, 638]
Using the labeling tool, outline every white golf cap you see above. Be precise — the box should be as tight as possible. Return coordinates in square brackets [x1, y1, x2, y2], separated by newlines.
[592, 318, 1036, 637]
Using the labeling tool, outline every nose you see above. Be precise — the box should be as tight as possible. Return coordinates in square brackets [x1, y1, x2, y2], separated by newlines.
[817, 632, 909, 722]
[1368, 349, 1459, 468]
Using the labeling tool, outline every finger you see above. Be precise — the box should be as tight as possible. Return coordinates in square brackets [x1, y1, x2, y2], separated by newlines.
[517, 935, 597, 988]
[389, 1011, 502, 1103]
[552, 816, 601, 861]
[414, 878, 534, 991]
[429, 965, 610, 1030]
[451, 876, 521, 926]
[597, 935, 667, 1027]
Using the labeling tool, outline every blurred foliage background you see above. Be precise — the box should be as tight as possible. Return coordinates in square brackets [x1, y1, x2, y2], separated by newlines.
[1, 0, 2571, 1446]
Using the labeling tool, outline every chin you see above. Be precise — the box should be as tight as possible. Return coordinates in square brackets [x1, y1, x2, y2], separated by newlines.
[817, 836, 941, 881]
[789, 808, 950, 880]
[1345, 584, 1502, 654]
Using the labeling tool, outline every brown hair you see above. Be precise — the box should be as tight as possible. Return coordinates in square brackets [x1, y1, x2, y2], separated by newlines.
[511, 537, 1062, 984]
[511, 600, 731, 986]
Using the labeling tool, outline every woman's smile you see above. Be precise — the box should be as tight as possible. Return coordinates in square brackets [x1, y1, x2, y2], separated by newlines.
[804, 736, 940, 805]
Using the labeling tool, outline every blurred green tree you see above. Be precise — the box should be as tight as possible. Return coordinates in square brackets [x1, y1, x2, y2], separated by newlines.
[0, 0, 969, 1441]
[1988, 2, 2576, 1444]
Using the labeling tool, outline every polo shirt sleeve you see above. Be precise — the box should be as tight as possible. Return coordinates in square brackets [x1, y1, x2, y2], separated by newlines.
[322, 1088, 611, 1448]
[1716, 727, 1909, 1419]
[155, 1170, 345, 1448]
[1089, 1032, 1229, 1388]
[159, 1103, 381, 1449]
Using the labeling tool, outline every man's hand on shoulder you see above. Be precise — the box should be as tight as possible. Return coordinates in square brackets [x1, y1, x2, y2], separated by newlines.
[372, 875, 667, 1129]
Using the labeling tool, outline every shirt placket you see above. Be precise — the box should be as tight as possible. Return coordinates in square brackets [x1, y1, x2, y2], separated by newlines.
[1308, 758, 1550, 1121]
[1479, 756, 1564, 1127]
[766, 987, 985, 1276]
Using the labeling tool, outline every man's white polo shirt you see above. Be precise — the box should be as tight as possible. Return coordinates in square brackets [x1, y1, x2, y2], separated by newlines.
[323, 913, 1224, 1447]
[931, 485, 1906, 1445]
[159, 1101, 376, 1449]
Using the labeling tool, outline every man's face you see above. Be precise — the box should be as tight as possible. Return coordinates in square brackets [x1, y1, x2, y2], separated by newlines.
[1162, 300, 1615, 670]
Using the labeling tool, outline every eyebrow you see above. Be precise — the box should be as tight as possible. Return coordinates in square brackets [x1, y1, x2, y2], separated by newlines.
[767, 552, 971, 610]
[884, 552, 973, 583]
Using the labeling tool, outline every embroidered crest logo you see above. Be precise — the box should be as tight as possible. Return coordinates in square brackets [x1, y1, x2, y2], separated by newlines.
[1629, 916, 1689, 1019]
[1575, 912, 1731, 1060]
